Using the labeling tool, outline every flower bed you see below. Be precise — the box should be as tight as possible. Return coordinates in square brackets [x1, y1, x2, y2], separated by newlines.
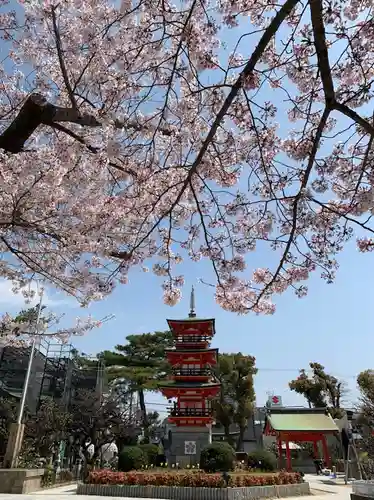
[87, 470, 303, 488]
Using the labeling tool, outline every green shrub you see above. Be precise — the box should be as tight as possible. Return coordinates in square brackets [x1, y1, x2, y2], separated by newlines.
[41, 465, 55, 488]
[118, 446, 146, 472]
[200, 442, 235, 473]
[247, 449, 277, 471]
[139, 444, 159, 466]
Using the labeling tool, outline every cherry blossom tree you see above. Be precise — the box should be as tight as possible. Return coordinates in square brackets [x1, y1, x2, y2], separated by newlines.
[0, 0, 374, 313]
[0, 302, 105, 345]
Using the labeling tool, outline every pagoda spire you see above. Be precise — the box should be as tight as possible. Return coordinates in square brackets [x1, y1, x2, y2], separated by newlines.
[189, 286, 196, 318]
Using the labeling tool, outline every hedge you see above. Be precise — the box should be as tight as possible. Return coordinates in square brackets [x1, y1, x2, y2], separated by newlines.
[87, 470, 303, 488]
[118, 446, 147, 472]
[139, 444, 159, 466]
[247, 450, 277, 472]
[200, 442, 236, 473]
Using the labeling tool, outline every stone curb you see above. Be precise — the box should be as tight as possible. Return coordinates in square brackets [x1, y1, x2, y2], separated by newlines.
[77, 481, 310, 499]
[352, 481, 374, 500]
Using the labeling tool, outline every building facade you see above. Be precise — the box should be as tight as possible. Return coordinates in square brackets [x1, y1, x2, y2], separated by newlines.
[0, 339, 105, 413]
[212, 407, 266, 452]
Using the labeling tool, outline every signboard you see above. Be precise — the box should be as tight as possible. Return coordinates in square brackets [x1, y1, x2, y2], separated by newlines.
[184, 441, 197, 455]
[267, 395, 282, 407]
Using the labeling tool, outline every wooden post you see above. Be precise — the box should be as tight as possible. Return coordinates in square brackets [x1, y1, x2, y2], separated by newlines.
[278, 438, 283, 469]
[321, 435, 330, 468]
[285, 440, 291, 471]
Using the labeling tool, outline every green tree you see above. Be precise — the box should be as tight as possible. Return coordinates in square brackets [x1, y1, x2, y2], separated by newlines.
[0, 397, 18, 456]
[357, 370, 374, 458]
[146, 411, 162, 441]
[24, 398, 71, 458]
[289, 362, 345, 418]
[69, 389, 133, 466]
[100, 331, 173, 442]
[213, 353, 257, 451]
[70, 348, 99, 369]
[358, 370, 374, 400]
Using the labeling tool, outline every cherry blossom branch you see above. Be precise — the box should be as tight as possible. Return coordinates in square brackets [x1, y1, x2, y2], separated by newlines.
[51, 6, 77, 110]
[309, 0, 335, 104]
[0, 311, 114, 346]
[333, 102, 374, 136]
[49, 122, 138, 178]
[0, 93, 172, 154]
[309, 0, 374, 136]
[2, 0, 374, 312]
[187, 0, 300, 179]
[250, 107, 331, 310]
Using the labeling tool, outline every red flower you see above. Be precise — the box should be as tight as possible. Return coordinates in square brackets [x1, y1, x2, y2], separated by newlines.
[87, 470, 302, 488]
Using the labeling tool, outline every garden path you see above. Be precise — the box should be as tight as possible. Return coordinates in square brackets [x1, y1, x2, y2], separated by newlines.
[0, 475, 353, 500]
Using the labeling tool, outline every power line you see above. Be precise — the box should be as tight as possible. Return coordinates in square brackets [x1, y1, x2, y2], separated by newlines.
[131, 366, 362, 410]
[253, 367, 359, 380]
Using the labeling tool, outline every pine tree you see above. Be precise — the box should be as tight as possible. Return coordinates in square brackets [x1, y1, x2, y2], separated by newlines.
[213, 353, 257, 451]
[101, 331, 173, 442]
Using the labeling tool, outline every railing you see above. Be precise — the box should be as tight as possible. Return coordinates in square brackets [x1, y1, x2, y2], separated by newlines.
[172, 368, 211, 377]
[168, 408, 213, 417]
[175, 336, 210, 343]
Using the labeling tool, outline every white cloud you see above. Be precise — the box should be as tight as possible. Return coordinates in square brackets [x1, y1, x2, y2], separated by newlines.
[0, 280, 76, 310]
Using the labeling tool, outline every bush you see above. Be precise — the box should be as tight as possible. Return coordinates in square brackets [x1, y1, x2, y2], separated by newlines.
[139, 444, 159, 466]
[200, 442, 235, 473]
[118, 446, 146, 472]
[87, 470, 303, 488]
[59, 469, 75, 482]
[41, 466, 56, 488]
[360, 458, 374, 479]
[247, 449, 277, 472]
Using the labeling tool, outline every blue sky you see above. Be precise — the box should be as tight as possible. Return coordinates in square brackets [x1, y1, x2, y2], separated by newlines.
[0, 235, 370, 418]
[0, 2, 372, 418]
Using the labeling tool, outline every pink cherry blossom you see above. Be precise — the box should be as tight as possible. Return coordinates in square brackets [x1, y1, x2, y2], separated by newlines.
[0, 0, 373, 315]
[0, 310, 103, 346]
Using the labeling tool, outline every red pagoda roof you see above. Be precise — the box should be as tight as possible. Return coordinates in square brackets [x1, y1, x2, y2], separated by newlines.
[159, 381, 221, 399]
[160, 381, 220, 389]
[167, 318, 216, 336]
[165, 348, 218, 365]
[165, 348, 218, 354]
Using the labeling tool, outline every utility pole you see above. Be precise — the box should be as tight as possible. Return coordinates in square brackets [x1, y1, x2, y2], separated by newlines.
[4, 290, 44, 468]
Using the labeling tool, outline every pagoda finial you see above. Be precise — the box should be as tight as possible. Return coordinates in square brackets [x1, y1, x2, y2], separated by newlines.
[189, 286, 196, 318]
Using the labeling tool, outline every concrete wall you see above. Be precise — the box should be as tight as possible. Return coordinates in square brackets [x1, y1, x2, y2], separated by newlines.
[166, 426, 211, 466]
[0, 469, 44, 494]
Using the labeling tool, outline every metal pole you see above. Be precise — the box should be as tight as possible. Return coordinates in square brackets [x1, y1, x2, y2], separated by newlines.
[17, 290, 44, 424]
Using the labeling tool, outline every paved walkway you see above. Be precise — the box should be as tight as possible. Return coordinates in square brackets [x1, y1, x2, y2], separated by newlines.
[0, 483, 168, 500]
[304, 473, 353, 494]
[0, 475, 354, 500]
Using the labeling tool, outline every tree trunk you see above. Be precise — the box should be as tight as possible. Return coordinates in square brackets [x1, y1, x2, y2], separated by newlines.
[236, 426, 245, 452]
[223, 425, 235, 447]
[138, 389, 149, 443]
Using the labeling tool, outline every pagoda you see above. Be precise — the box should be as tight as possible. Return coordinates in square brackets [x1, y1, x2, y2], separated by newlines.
[160, 287, 220, 464]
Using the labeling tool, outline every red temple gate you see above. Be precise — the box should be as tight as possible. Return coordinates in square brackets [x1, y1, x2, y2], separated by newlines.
[264, 408, 339, 471]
